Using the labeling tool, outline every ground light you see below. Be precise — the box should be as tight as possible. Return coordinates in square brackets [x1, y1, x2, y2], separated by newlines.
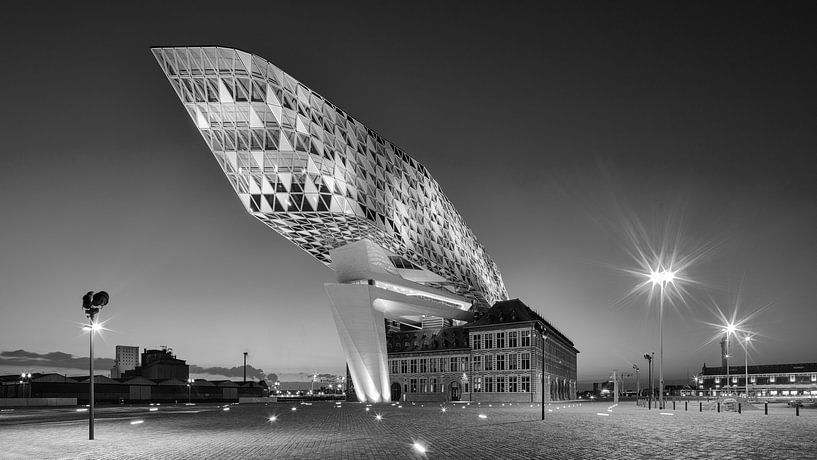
[412, 442, 427, 454]
[268, 416, 278, 422]
[375, 414, 383, 421]
[478, 414, 487, 419]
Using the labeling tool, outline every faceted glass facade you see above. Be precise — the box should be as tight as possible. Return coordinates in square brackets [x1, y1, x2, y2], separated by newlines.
[153, 46, 508, 305]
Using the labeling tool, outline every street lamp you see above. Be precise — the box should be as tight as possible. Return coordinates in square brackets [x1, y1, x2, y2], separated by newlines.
[643, 353, 653, 407]
[647, 267, 675, 410]
[541, 330, 548, 421]
[81, 290, 109, 441]
[187, 378, 195, 404]
[632, 364, 640, 401]
[20, 372, 32, 398]
[722, 323, 736, 396]
[743, 335, 751, 399]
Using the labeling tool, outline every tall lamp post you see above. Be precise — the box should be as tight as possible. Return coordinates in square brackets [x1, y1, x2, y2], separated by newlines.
[643, 353, 653, 406]
[647, 268, 675, 410]
[722, 323, 735, 396]
[20, 372, 32, 398]
[81, 290, 109, 441]
[633, 364, 640, 400]
[187, 378, 195, 404]
[541, 330, 548, 421]
[743, 335, 751, 399]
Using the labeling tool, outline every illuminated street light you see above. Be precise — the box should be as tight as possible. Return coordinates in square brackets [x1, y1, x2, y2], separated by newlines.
[721, 322, 736, 396]
[743, 335, 752, 399]
[81, 290, 109, 441]
[647, 266, 675, 410]
[187, 378, 195, 404]
[20, 372, 32, 399]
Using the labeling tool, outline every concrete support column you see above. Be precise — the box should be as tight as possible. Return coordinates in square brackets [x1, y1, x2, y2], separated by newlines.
[325, 283, 391, 403]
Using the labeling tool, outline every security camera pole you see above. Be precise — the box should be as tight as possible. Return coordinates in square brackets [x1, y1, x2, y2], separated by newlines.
[82, 290, 109, 441]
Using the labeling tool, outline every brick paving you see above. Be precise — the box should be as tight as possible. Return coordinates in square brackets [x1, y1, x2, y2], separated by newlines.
[0, 401, 814, 459]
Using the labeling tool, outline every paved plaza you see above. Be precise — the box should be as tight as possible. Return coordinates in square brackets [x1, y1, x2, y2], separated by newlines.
[1, 400, 814, 459]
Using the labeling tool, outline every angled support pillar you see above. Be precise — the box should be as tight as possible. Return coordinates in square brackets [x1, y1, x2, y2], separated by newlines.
[325, 283, 391, 403]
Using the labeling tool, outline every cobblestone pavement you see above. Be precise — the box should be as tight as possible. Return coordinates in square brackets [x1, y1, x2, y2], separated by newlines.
[0, 401, 814, 459]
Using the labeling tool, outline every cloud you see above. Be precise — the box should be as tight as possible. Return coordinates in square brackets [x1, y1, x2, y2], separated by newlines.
[295, 372, 342, 381]
[0, 349, 115, 370]
[188, 364, 267, 381]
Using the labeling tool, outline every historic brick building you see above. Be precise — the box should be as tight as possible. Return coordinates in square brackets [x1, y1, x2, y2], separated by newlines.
[387, 299, 578, 402]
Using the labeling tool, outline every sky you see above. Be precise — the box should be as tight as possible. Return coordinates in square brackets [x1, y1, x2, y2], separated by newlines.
[1, 2, 815, 385]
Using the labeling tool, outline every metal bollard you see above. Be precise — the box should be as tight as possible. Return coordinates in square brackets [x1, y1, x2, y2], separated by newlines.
[699, 402, 702, 412]
[648, 397, 651, 410]
[685, 401, 688, 411]
[717, 402, 720, 413]
[673, 401, 676, 410]
[738, 403, 741, 414]
[796, 405, 800, 416]
[765, 402, 768, 415]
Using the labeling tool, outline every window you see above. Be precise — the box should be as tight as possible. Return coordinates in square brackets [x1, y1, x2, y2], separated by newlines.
[485, 376, 494, 393]
[732, 377, 737, 383]
[462, 357, 469, 372]
[410, 359, 417, 373]
[770, 376, 776, 383]
[420, 378, 427, 392]
[450, 357, 459, 372]
[390, 360, 398, 374]
[401, 360, 408, 374]
[497, 376, 506, 392]
[473, 355, 482, 372]
[410, 378, 417, 393]
[521, 353, 531, 370]
[430, 377, 438, 392]
[474, 377, 482, 392]
[790, 375, 796, 383]
[521, 375, 531, 392]
[509, 353, 518, 370]
[496, 332, 505, 348]
[485, 334, 493, 349]
[430, 358, 438, 373]
[496, 354, 505, 371]
[419, 358, 427, 373]
[508, 331, 518, 348]
[509, 375, 518, 392]
[440, 358, 447, 373]
[521, 330, 531, 347]
[473, 334, 481, 350]
[485, 355, 494, 371]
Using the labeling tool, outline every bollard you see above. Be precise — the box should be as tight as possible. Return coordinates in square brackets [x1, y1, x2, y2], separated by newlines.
[738, 403, 741, 414]
[765, 402, 768, 415]
[699, 402, 702, 412]
[673, 401, 676, 410]
[717, 402, 720, 413]
[685, 401, 688, 411]
[796, 405, 800, 416]
[648, 397, 651, 410]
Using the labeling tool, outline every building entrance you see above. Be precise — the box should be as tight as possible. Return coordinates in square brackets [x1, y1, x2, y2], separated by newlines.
[390, 382, 401, 402]
[449, 382, 461, 401]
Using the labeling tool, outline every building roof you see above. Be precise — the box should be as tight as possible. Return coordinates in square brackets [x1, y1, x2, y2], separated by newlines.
[466, 299, 577, 350]
[701, 362, 817, 376]
[387, 327, 469, 353]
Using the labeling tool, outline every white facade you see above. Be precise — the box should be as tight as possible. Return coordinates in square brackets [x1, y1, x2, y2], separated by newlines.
[111, 345, 139, 379]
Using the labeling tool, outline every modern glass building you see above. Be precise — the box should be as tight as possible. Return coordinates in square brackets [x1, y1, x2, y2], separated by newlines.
[153, 47, 576, 402]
